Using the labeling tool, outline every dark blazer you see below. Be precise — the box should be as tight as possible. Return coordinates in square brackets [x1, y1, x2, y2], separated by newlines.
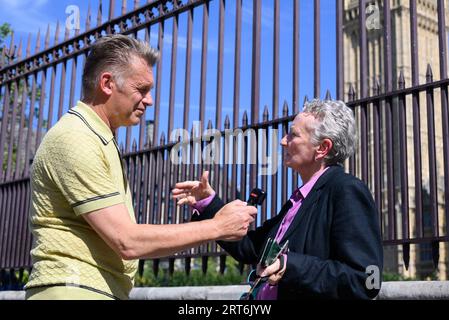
[193, 165, 383, 299]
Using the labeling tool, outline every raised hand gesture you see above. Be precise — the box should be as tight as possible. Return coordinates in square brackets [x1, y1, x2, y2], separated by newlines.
[172, 171, 215, 206]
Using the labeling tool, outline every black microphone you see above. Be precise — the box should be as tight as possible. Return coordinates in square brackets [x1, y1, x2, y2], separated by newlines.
[247, 188, 266, 207]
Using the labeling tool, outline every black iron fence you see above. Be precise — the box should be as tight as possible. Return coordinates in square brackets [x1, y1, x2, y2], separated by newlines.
[0, 0, 448, 286]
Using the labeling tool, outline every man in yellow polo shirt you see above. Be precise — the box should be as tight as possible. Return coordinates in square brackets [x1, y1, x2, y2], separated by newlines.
[25, 35, 257, 300]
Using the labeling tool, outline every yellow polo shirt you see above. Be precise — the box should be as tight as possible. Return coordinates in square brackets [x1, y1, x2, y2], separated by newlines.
[25, 101, 137, 300]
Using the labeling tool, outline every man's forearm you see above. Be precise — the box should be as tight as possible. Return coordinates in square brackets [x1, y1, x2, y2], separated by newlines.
[121, 219, 219, 260]
[83, 200, 256, 261]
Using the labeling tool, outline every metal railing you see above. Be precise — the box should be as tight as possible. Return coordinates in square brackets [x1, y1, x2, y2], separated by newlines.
[0, 0, 448, 286]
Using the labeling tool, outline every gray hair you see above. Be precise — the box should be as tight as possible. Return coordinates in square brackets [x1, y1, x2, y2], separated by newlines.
[82, 34, 159, 99]
[302, 99, 357, 166]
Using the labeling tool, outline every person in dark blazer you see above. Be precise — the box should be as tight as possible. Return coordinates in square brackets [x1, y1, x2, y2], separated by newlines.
[172, 99, 383, 300]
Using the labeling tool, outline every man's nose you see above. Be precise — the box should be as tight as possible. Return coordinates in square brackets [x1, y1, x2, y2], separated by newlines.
[280, 135, 287, 146]
[143, 91, 153, 107]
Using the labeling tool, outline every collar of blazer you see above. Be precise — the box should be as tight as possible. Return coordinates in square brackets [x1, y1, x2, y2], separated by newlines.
[311, 165, 343, 190]
[275, 165, 343, 242]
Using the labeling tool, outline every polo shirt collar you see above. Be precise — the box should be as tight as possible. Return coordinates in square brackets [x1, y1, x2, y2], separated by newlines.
[68, 101, 115, 145]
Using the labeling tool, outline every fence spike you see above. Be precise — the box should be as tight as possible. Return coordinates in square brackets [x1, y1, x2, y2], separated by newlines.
[44, 24, 51, 50]
[224, 115, 230, 129]
[3, 48, 10, 67]
[282, 100, 289, 117]
[35, 29, 41, 52]
[403, 243, 410, 270]
[17, 38, 23, 60]
[325, 90, 332, 100]
[132, 139, 137, 151]
[26, 33, 31, 58]
[242, 111, 248, 126]
[374, 78, 381, 95]
[97, 0, 103, 26]
[348, 84, 356, 101]
[86, 3, 92, 30]
[8, 31, 15, 59]
[426, 64, 433, 83]
[121, 0, 127, 15]
[0, 46, 5, 68]
[145, 27, 150, 41]
[207, 119, 213, 130]
[263, 105, 269, 121]
[398, 71, 406, 90]
[109, 0, 116, 20]
[303, 95, 309, 106]
[120, 142, 124, 154]
[55, 21, 60, 44]
[64, 24, 70, 41]
[34, 28, 41, 58]
[6, 31, 13, 56]
[75, 22, 80, 37]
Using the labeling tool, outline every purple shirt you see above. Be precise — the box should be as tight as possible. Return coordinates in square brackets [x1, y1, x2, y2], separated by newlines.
[190, 167, 328, 300]
[192, 192, 216, 213]
[256, 167, 329, 300]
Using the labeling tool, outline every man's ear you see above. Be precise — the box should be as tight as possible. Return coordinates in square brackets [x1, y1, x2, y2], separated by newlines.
[315, 138, 333, 161]
[99, 72, 114, 96]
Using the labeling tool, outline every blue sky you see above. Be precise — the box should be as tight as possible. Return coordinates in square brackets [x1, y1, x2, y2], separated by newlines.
[0, 0, 337, 135]
[0, 0, 337, 213]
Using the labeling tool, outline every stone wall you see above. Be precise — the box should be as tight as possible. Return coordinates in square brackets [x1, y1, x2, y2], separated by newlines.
[1, 282, 449, 300]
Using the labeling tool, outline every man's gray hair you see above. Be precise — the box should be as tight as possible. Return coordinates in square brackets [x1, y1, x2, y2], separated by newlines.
[303, 99, 357, 166]
[82, 34, 159, 100]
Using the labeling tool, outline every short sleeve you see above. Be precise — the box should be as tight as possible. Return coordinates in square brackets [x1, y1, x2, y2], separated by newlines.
[46, 132, 124, 215]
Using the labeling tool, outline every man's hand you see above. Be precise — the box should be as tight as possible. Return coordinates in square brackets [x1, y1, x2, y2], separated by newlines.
[172, 171, 215, 206]
[213, 200, 258, 241]
[257, 256, 287, 285]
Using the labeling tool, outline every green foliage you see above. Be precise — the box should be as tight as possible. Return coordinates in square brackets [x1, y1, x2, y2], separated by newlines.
[1, 23, 13, 65]
[383, 270, 441, 281]
[382, 272, 415, 282]
[17, 269, 29, 284]
[0, 24, 43, 119]
[2, 145, 17, 171]
[421, 270, 439, 281]
[134, 257, 247, 287]
[0, 23, 12, 48]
